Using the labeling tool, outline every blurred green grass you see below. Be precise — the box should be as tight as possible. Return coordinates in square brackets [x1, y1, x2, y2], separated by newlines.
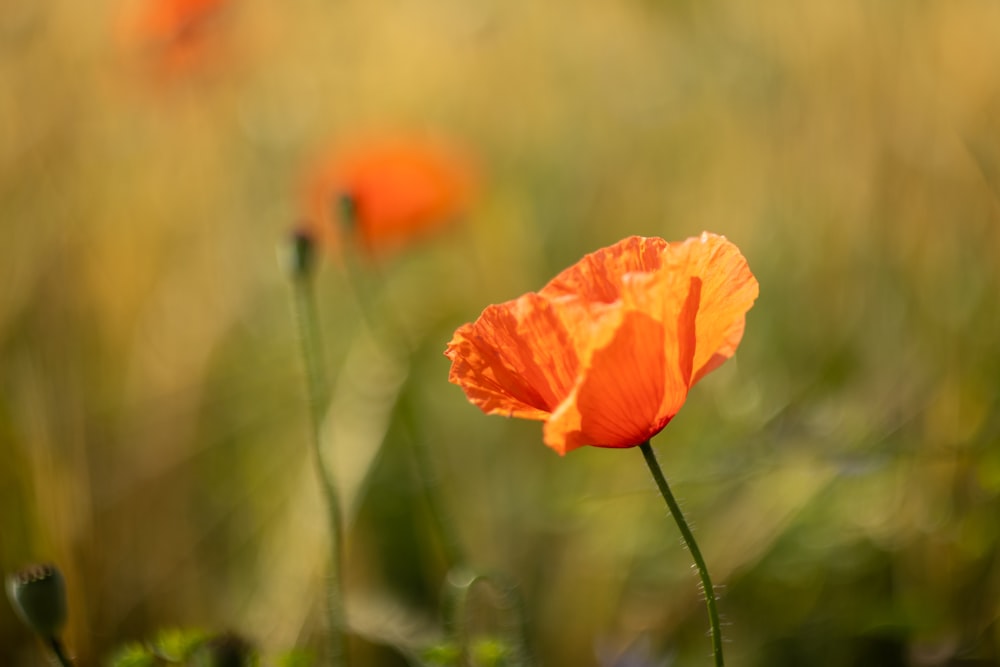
[2, 0, 1000, 665]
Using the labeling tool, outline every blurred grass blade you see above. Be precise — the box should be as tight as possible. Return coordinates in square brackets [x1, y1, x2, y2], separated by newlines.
[322, 328, 410, 525]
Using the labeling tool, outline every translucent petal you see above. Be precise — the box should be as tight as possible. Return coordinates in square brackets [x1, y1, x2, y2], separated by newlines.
[661, 233, 760, 387]
[544, 311, 679, 454]
[446, 232, 759, 456]
[541, 236, 669, 303]
[445, 292, 583, 419]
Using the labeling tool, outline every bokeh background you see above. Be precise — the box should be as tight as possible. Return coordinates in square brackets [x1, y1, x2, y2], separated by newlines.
[3, 0, 1000, 665]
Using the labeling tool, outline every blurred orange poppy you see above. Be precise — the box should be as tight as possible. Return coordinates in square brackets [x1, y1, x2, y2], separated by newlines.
[445, 233, 759, 455]
[117, 0, 232, 82]
[298, 135, 476, 259]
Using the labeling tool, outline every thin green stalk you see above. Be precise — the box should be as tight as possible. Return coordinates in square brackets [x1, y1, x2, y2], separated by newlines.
[638, 440, 724, 667]
[290, 234, 349, 667]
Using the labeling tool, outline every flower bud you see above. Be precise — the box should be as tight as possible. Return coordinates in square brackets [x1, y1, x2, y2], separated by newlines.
[288, 227, 318, 278]
[336, 192, 359, 232]
[6, 563, 67, 639]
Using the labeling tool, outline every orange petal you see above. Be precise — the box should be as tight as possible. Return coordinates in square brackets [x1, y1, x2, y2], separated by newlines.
[611, 233, 757, 419]
[342, 142, 471, 240]
[118, 0, 231, 81]
[446, 232, 758, 456]
[544, 309, 683, 454]
[445, 292, 583, 420]
[665, 233, 759, 386]
[301, 136, 475, 258]
[541, 236, 669, 304]
[691, 318, 746, 385]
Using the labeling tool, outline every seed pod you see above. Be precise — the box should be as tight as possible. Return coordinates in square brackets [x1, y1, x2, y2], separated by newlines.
[6, 563, 67, 639]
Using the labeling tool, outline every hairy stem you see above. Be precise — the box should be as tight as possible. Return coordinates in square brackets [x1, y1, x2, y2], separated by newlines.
[639, 440, 724, 667]
[290, 235, 349, 667]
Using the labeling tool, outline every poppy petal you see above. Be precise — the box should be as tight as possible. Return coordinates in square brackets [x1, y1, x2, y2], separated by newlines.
[341, 142, 472, 245]
[618, 270, 697, 421]
[544, 309, 680, 454]
[445, 292, 583, 419]
[667, 233, 759, 386]
[446, 232, 758, 455]
[541, 236, 669, 303]
[300, 136, 475, 259]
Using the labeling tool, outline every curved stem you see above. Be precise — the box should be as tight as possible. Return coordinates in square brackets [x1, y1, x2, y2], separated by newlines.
[290, 235, 349, 667]
[638, 441, 723, 667]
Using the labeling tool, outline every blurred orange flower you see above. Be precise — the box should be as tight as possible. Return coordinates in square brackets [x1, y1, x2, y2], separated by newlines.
[298, 135, 476, 259]
[445, 233, 759, 455]
[117, 0, 233, 82]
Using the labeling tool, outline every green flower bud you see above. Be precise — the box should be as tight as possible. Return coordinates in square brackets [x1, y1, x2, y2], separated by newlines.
[6, 563, 67, 639]
[288, 227, 318, 278]
[336, 192, 358, 232]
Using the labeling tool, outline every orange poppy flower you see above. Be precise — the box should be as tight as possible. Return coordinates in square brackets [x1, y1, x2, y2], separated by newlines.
[445, 233, 759, 455]
[117, 0, 232, 82]
[298, 135, 476, 259]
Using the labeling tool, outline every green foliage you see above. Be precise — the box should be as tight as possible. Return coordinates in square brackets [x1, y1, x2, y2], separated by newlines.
[420, 638, 513, 667]
[152, 629, 210, 663]
[274, 649, 315, 667]
[106, 630, 260, 667]
[470, 637, 513, 667]
[107, 644, 157, 667]
[420, 642, 461, 666]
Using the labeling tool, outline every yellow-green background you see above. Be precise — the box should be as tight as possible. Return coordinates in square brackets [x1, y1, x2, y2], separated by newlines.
[2, 0, 1000, 665]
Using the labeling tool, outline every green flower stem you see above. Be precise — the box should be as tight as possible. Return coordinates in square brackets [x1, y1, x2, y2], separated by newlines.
[290, 236, 349, 667]
[638, 440, 724, 667]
